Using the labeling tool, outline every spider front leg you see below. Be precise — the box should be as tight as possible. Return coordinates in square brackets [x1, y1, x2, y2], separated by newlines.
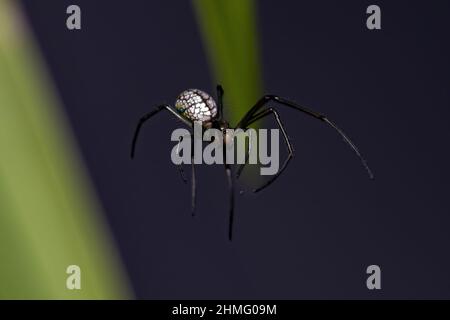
[130, 104, 196, 215]
[235, 133, 252, 180]
[131, 104, 192, 158]
[237, 108, 294, 193]
[237, 95, 374, 180]
[175, 135, 188, 183]
[217, 84, 224, 120]
[225, 163, 234, 240]
[174, 133, 197, 216]
[190, 134, 196, 216]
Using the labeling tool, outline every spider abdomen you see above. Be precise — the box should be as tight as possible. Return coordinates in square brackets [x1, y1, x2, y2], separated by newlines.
[175, 89, 218, 122]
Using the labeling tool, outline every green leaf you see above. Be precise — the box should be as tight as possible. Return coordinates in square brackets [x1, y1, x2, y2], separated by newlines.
[192, 0, 263, 125]
[0, 0, 131, 299]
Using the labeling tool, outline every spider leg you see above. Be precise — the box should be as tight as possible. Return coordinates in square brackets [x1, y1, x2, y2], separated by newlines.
[130, 105, 196, 216]
[225, 163, 234, 241]
[217, 84, 224, 120]
[191, 135, 196, 216]
[174, 133, 196, 215]
[237, 95, 374, 179]
[130, 104, 192, 158]
[175, 135, 189, 184]
[235, 128, 253, 179]
[242, 107, 294, 193]
[221, 128, 235, 240]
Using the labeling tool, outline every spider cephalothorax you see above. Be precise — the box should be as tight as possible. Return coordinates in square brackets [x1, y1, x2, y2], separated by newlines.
[131, 85, 373, 240]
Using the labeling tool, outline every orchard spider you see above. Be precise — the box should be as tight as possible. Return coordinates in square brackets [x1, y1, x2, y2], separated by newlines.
[131, 85, 373, 240]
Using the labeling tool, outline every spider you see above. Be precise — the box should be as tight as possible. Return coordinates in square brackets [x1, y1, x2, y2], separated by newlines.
[131, 85, 373, 240]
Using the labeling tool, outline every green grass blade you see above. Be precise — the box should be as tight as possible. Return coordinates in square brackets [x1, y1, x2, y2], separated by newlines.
[0, 0, 131, 299]
[192, 0, 263, 125]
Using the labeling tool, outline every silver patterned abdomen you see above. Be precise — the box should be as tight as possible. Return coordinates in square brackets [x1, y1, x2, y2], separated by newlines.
[175, 89, 218, 122]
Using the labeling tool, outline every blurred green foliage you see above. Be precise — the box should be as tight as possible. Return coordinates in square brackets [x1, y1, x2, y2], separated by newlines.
[0, 0, 131, 299]
[0, 0, 265, 298]
[192, 0, 263, 125]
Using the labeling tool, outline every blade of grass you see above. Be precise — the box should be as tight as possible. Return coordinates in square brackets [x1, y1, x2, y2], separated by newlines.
[192, 0, 264, 183]
[0, 0, 131, 299]
[192, 0, 263, 125]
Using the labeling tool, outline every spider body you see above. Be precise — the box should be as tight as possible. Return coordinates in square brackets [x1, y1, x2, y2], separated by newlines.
[131, 85, 373, 241]
[174, 89, 232, 137]
[175, 89, 218, 123]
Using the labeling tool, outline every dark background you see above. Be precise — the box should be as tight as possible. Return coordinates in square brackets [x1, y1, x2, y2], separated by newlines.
[21, 0, 450, 299]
